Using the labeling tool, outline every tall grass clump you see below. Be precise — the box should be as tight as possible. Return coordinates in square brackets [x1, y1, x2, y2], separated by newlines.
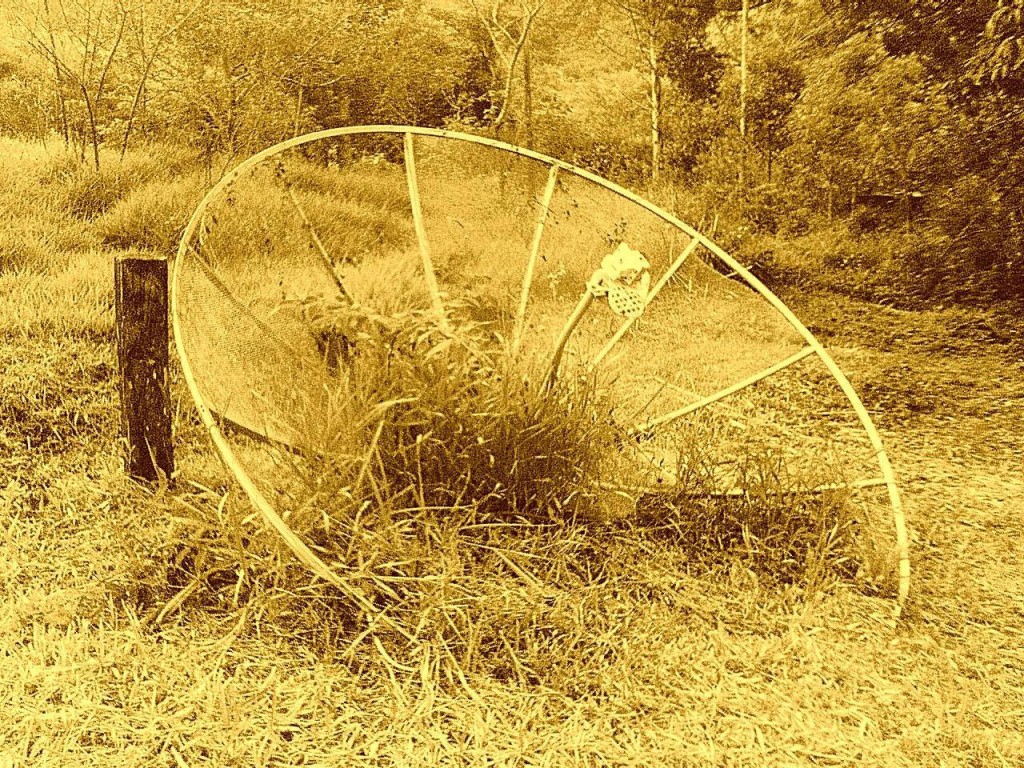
[280, 156, 410, 215]
[0, 141, 101, 267]
[40, 156, 135, 220]
[0, 214, 98, 274]
[289, 297, 619, 525]
[193, 163, 414, 272]
[633, 422, 864, 597]
[96, 174, 207, 255]
[39, 142, 199, 220]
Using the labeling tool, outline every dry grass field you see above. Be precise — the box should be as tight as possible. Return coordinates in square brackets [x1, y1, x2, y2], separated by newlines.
[1, 137, 1023, 766]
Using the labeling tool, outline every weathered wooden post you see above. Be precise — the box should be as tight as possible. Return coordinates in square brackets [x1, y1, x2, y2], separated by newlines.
[115, 254, 173, 482]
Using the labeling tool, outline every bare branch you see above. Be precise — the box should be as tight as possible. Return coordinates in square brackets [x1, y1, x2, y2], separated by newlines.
[468, 0, 548, 129]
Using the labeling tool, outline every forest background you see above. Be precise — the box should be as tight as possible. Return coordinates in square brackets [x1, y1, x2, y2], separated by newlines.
[2, 0, 1023, 307]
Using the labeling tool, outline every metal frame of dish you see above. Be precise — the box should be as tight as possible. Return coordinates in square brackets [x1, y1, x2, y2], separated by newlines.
[171, 125, 911, 616]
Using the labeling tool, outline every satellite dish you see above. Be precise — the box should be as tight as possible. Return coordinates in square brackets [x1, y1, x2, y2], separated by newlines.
[172, 126, 910, 615]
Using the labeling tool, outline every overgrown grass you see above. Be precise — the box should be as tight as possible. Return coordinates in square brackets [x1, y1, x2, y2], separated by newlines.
[6, 136, 1023, 766]
[157, 282, 878, 683]
[95, 175, 206, 255]
[36, 142, 198, 220]
[0, 138, 204, 277]
[0, 251, 112, 337]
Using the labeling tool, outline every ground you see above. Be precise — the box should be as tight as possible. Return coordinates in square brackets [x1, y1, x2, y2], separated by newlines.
[1, 248, 1023, 766]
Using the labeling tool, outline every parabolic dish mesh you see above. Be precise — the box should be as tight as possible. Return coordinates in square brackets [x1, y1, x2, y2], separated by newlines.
[172, 127, 908, 605]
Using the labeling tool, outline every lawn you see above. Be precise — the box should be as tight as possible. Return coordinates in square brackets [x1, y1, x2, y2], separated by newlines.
[1, 136, 1022, 766]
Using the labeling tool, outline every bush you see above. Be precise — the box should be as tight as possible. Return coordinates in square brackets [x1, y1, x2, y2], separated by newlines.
[739, 224, 924, 303]
[909, 175, 1024, 304]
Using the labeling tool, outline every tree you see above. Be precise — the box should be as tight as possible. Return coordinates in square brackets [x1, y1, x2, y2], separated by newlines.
[15, 0, 129, 169]
[467, 0, 547, 139]
[826, 0, 1024, 299]
[0, 46, 48, 139]
[605, 0, 717, 181]
[117, 0, 203, 157]
[786, 33, 941, 217]
[314, 1, 489, 130]
[825, 0, 998, 79]
[977, 0, 1024, 92]
[746, 52, 803, 181]
[164, 0, 347, 165]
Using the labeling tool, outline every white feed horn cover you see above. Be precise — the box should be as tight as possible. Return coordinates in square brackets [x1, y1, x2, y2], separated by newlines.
[590, 243, 651, 317]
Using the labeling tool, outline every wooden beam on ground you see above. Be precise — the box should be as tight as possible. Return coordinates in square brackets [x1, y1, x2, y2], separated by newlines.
[115, 254, 173, 483]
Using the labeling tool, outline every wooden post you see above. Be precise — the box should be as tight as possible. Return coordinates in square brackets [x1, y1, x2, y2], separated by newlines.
[115, 254, 173, 482]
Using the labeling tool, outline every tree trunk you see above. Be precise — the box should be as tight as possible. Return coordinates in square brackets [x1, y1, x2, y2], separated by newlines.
[42, 0, 69, 145]
[523, 43, 533, 149]
[739, 0, 749, 188]
[739, 0, 748, 140]
[122, 1, 200, 158]
[121, 61, 153, 159]
[223, 53, 236, 155]
[80, 86, 101, 171]
[648, 33, 660, 183]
